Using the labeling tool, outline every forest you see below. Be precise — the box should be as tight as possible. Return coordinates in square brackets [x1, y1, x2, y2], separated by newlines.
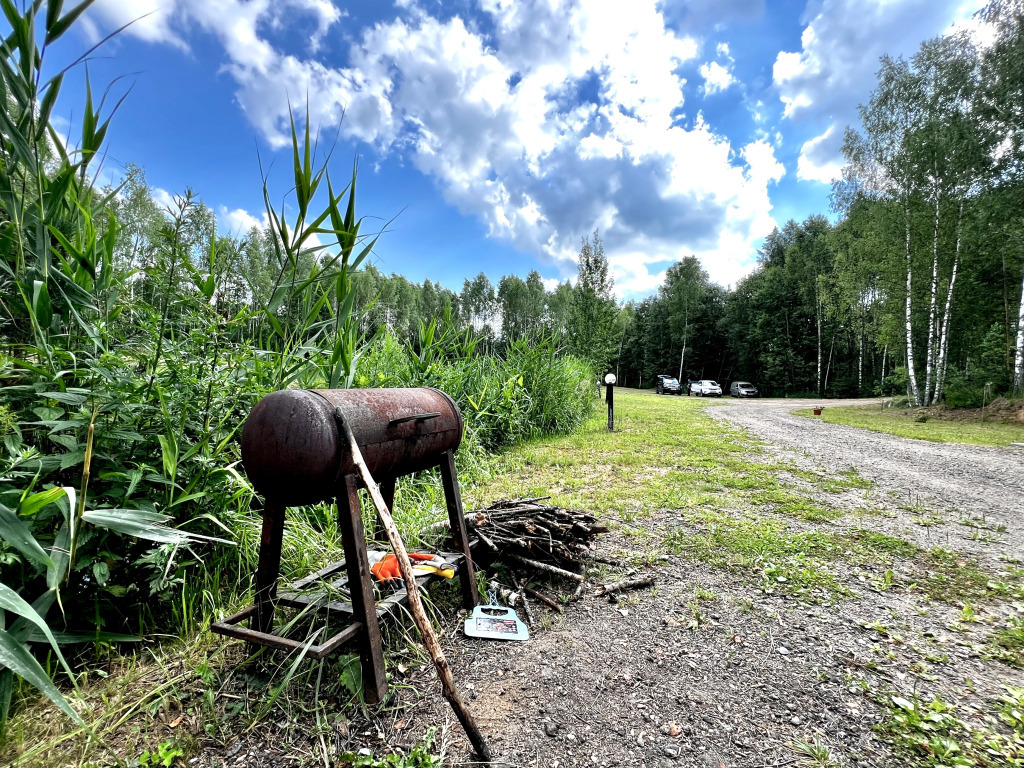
[2, 0, 1024, 750]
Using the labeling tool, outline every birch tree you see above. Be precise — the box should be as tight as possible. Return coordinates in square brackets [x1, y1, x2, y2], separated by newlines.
[843, 56, 927, 403]
[907, 35, 984, 404]
[978, 0, 1024, 392]
[661, 256, 708, 382]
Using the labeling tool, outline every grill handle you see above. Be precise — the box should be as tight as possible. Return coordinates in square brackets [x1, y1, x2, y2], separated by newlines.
[387, 412, 442, 427]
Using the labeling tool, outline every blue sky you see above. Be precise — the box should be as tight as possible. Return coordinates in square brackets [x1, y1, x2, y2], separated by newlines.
[49, 0, 985, 299]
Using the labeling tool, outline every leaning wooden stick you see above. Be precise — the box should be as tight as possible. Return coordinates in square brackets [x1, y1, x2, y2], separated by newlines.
[523, 586, 564, 613]
[336, 412, 492, 763]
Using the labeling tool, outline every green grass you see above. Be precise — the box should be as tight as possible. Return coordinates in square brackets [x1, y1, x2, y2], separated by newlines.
[467, 390, 1019, 603]
[795, 405, 1024, 446]
[876, 687, 1024, 767]
[987, 617, 1024, 668]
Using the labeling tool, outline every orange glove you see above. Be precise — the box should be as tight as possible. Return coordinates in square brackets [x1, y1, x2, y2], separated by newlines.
[371, 552, 435, 582]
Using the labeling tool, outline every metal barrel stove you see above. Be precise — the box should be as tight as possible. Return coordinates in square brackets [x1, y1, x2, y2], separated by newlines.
[212, 387, 478, 703]
[240, 387, 464, 505]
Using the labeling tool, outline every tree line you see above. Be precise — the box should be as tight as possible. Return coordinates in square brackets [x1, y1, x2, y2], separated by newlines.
[106, 167, 620, 373]
[35, 0, 1024, 409]
[616, 1, 1024, 405]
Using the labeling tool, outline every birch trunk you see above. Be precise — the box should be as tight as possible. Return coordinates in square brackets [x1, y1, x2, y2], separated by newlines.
[1014, 241, 1024, 394]
[924, 190, 941, 405]
[934, 202, 963, 404]
[677, 319, 688, 382]
[904, 201, 922, 405]
[858, 329, 863, 394]
[816, 292, 823, 397]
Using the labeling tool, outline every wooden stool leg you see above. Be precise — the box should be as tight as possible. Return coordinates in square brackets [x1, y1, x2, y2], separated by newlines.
[439, 450, 479, 610]
[338, 476, 388, 705]
[254, 499, 286, 635]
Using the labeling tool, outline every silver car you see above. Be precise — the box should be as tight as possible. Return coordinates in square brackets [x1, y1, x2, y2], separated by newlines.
[729, 381, 760, 397]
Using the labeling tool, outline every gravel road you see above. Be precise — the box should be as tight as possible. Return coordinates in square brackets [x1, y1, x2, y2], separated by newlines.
[710, 397, 1024, 566]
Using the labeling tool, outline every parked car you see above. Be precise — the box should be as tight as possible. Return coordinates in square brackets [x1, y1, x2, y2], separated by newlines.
[729, 381, 760, 398]
[655, 375, 683, 395]
[690, 379, 722, 397]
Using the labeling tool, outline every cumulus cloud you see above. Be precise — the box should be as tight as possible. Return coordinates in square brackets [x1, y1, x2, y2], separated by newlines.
[85, 0, 187, 49]
[97, 0, 789, 295]
[773, 0, 984, 183]
[796, 126, 845, 184]
[700, 61, 735, 94]
[150, 186, 176, 211]
[218, 205, 269, 236]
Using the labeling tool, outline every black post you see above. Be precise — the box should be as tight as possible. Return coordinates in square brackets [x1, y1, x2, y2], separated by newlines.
[606, 381, 614, 432]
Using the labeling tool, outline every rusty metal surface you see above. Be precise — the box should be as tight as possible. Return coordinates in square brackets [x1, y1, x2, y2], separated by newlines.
[240, 387, 463, 507]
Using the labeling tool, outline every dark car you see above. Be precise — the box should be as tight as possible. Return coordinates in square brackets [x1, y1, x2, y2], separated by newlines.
[655, 375, 683, 395]
[729, 381, 760, 397]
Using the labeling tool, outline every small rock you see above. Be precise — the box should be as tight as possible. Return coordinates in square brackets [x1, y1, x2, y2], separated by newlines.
[544, 722, 560, 737]
[663, 745, 681, 757]
[661, 721, 681, 737]
[778, 646, 791, 655]
[790, 716, 803, 726]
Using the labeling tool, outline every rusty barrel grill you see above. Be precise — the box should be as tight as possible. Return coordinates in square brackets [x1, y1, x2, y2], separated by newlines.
[211, 388, 478, 704]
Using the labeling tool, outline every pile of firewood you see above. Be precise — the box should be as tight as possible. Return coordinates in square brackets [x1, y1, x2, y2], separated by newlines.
[468, 497, 608, 572]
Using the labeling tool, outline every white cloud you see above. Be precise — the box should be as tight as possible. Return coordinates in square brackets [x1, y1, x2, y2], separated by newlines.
[85, 0, 187, 49]
[609, 252, 667, 297]
[218, 205, 269, 236]
[151, 186, 176, 211]
[796, 126, 844, 184]
[700, 61, 735, 94]
[541, 276, 562, 292]
[773, 0, 985, 183]
[97, 0, 788, 295]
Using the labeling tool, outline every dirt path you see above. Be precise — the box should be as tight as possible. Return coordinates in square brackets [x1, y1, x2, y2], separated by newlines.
[382, 398, 1024, 768]
[709, 397, 1024, 569]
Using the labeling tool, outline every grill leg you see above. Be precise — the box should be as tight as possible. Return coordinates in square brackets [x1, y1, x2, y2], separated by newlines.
[440, 450, 479, 610]
[254, 499, 286, 635]
[338, 476, 388, 705]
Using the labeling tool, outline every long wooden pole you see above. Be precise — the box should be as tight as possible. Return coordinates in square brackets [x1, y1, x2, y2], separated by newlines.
[335, 411, 492, 762]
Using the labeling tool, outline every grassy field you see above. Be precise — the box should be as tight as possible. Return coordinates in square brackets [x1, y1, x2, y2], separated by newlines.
[794, 404, 1024, 446]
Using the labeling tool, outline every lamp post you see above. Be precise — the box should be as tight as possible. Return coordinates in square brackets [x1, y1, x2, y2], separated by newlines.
[604, 373, 616, 432]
